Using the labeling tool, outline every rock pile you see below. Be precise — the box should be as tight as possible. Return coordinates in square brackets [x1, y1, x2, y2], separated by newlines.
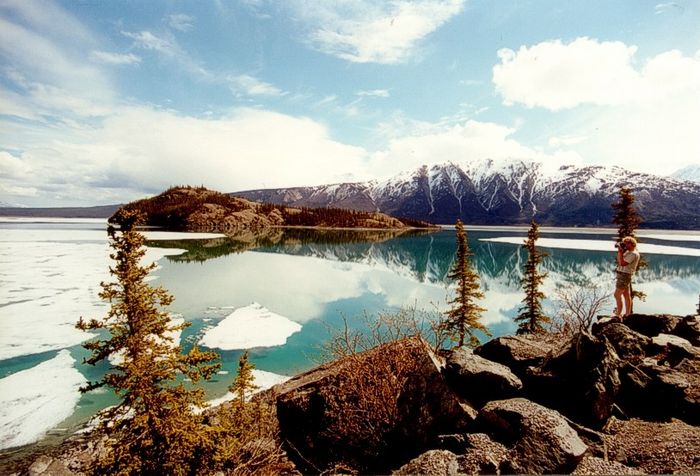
[271, 313, 700, 474]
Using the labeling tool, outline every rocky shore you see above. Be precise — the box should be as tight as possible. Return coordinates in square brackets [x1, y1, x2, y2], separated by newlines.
[270, 312, 699, 475]
[5, 312, 699, 475]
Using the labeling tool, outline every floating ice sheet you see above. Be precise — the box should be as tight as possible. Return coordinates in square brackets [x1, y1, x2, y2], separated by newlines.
[0, 350, 87, 450]
[480, 237, 700, 257]
[199, 303, 302, 350]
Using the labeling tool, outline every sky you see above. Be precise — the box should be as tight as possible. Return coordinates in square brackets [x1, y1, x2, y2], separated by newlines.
[1, 0, 699, 207]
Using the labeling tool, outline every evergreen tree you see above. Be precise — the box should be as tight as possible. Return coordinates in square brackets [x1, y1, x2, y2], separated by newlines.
[76, 209, 220, 475]
[611, 186, 641, 241]
[230, 351, 259, 407]
[515, 221, 550, 335]
[611, 186, 646, 306]
[212, 351, 268, 471]
[444, 220, 490, 347]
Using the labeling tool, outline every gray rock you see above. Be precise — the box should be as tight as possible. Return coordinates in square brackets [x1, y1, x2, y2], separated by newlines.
[631, 358, 700, 425]
[444, 347, 523, 407]
[651, 333, 693, 353]
[478, 398, 588, 475]
[474, 335, 557, 376]
[393, 449, 459, 476]
[525, 332, 621, 427]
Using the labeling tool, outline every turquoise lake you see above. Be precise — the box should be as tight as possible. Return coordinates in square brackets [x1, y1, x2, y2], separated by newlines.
[1, 219, 699, 447]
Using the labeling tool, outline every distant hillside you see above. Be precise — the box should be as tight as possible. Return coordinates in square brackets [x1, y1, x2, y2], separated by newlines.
[116, 186, 437, 233]
[236, 159, 700, 229]
[671, 164, 700, 184]
[0, 204, 120, 218]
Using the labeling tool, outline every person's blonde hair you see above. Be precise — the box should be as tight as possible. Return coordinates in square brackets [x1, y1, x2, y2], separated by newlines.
[622, 236, 637, 248]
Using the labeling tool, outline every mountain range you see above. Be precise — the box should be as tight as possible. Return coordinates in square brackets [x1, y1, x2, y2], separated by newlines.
[235, 159, 700, 229]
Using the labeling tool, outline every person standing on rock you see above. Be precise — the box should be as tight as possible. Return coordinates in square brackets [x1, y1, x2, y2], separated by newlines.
[614, 236, 641, 319]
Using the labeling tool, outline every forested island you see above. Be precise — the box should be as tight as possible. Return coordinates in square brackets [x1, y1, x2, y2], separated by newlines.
[114, 185, 437, 233]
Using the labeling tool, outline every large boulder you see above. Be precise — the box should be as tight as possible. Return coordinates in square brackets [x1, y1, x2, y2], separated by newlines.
[444, 347, 523, 407]
[474, 335, 557, 376]
[273, 336, 475, 474]
[477, 398, 588, 474]
[525, 332, 621, 426]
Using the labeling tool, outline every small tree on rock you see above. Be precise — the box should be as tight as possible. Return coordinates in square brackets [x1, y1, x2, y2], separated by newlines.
[515, 221, 550, 335]
[76, 209, 220, 475]
[444, 220, 490, 347]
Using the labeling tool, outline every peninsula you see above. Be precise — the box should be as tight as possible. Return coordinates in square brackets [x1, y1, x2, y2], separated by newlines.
[114, 186, 437, 233]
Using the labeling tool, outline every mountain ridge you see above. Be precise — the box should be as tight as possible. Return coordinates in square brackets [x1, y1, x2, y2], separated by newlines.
[235, 159, 700, 229]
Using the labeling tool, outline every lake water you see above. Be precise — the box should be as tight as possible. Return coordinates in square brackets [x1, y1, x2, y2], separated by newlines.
[1, 218, 699, 450]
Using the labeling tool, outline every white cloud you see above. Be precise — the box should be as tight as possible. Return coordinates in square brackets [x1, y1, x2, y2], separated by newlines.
[654, 2, 682, 14]
[357, 89, 390, 97]
[493, 37, 700, 111]
[493, 37, 641, 110]
[287, 0, 466, 64]
[168, 13, 195, 32]
[122, 29, 211, 79]
[122, 30, 179, 57]
[228, 74, 285, 97]
[0, 106, 371, 205]
[493, 38, 700, 174]
[371, 119, 583, 178]
[0, 16, 111, 104]
[90, 50, 141, 65]
[0, 151, 31, 179]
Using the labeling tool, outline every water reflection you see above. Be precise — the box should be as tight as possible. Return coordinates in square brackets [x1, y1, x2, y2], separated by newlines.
[153, 228, 700, 349]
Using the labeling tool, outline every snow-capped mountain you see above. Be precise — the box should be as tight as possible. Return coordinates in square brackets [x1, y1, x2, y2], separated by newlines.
[235, 159, 700, 229]
[671, 165, 700, 184]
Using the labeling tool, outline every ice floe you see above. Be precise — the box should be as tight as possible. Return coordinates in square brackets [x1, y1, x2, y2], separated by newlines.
[0, 350, 87, 450]
[480, 237, 700, 257]
[199, 303, 302, 350]
[0, 219, 216, 360]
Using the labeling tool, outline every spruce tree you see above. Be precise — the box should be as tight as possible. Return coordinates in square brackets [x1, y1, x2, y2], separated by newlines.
[515, 221, 550, 335]
[213, 351, 266, 470]
[444, 220, 490, 347]
[611, 186, 646, 306]
[76, 209, 220, 475]
[611, 186, 641, 241]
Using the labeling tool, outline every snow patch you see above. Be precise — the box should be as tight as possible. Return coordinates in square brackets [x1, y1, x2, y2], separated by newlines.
[0, 350, 87, 450]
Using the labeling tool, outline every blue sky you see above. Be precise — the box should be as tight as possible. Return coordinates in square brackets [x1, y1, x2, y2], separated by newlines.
[1, 0, 699, 206]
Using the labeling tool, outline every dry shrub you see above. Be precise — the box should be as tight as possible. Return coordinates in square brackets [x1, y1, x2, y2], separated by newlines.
[550, 282, 610, 336]
[319, 337, 424, 471]
[320, 304, 448, 362]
